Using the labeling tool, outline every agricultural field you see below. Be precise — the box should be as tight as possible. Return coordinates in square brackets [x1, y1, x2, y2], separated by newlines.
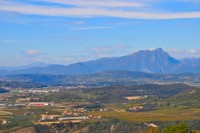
[0, 111, 13, 122]
[88, 108, 200, 122]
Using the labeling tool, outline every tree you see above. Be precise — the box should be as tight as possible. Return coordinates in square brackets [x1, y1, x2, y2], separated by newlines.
[162, 122, 190, 133]
[167, 102, 170, 106]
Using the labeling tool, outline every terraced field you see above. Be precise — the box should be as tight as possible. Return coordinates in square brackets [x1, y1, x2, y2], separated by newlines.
[0, 111, 13, 122]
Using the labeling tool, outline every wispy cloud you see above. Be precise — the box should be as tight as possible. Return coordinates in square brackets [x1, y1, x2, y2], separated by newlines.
[35, 0, 146, 8]
[72, 21, 85, 25]
[179, 0, 200, 3]
[0, 39, 23, 44]
[0, 1, 200, 19]
[80, 44, 135, 58]
[21, 49, 43, 57]
[5, 49, 46, 66]
[165, 48, 200, 59]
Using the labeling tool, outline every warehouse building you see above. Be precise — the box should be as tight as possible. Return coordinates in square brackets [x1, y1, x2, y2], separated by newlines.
[28, 102, 50, 106]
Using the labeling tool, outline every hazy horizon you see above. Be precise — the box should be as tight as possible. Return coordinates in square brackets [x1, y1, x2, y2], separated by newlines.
[0, 48, 200, 67]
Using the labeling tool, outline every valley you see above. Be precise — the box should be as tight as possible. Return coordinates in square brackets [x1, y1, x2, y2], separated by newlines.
[0, 75, 200, 132]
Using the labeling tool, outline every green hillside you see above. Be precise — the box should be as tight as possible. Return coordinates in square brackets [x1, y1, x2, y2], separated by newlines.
[168, 89, 200, 107]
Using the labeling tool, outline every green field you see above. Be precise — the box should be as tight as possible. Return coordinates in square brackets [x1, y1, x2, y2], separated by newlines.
[88, 108, 200, 122]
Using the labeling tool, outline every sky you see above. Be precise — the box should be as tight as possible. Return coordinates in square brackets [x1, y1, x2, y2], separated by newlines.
[0, 0, 200, 66]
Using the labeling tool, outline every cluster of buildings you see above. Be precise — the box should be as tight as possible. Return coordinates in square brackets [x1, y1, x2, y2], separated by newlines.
[39, 114, 102, 122]
[18, 89, 59, 93]
[114, 109, 126, 112]
[129, 105, 143, 111]
[0, 102, 52, 110]
[0, 103, 27, 110]
[99, 108, 108, 112]
[38, 115, 89, 123]
[58, 116, 88, 121]
[62, 110, 81, 116]
[60, 86, 89, 89]
[41, 114, 60, 121]
[28, 102, 51, 106]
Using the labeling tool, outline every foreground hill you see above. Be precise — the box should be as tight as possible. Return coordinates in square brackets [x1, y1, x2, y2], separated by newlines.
[0, 48, 200, 75]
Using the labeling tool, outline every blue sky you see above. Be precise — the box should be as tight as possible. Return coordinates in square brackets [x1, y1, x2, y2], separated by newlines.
[0, 0, 200, 66]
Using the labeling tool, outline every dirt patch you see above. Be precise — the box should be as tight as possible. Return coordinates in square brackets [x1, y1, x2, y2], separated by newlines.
[124, 96, 142, 100]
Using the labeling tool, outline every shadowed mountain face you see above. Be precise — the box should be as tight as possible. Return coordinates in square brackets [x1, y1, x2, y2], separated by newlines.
[64, 48, 180, 74]
[0, 48, 200, 75]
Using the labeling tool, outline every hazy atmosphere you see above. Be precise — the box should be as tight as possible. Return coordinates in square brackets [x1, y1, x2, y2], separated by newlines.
[0, 0, 200, 66]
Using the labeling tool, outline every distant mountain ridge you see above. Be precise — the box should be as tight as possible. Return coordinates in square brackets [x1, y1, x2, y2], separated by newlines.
[0, 48, 200, 75]
[0, 62, 48, 71]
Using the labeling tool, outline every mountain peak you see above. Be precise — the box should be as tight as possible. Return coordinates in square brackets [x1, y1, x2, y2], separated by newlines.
[133, 48, 164, 55]
[153, 48, 163, 52]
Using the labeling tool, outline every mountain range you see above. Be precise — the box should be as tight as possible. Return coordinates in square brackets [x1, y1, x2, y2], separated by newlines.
[0, 48, 200, 76]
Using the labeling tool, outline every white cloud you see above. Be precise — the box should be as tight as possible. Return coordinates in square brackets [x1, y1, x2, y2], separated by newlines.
[0, 1, 200, 19]
[165, 48, 200, 59]
[22, 49, 42, 56]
